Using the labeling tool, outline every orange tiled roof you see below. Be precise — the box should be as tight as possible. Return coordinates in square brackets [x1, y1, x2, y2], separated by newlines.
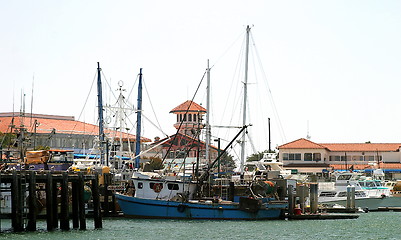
[0, 113, 151, 142]
[330, 163, 401, 170]
[278, 138, 401, 152]
[169, 100, 206, 113]
[322, 143, 401, 152]
[278, 138, 327, 149]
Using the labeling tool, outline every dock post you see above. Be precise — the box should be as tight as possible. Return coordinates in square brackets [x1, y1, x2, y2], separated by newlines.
[46, 172, 54, 231]
[52, 178, 59, 229]
[288, 184, 294, 217]
[60, 172, 70, 230]
[11, 170, 23, 232]
[71, 180, 79, 229]
[103, 173, 110, 216]
[228, 182, 235, 202]
[78, 173, 86, 230]
[92, 172, 102, 229]
[27, 171, 37, 231]
[346, 185, 355, 209]
[309, 183, 318, 214]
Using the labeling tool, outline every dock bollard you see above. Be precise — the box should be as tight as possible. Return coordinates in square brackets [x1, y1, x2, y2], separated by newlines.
[346, 185, 355, 209]
[309, 183, 318, 214]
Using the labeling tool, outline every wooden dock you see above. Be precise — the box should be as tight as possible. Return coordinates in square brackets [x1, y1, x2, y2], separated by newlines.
[0, 170, 102, 232]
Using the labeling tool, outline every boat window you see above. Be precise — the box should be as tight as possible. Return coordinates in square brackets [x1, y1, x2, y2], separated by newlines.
[150, 182, 163, 190]
[338, 192, 347, 197]
[355, 191, 366, 197]
[319, 191, 336, 197]
[138, 182, 143, 189]
[337, 175, 352, 180]
[167, 183, 179, 190]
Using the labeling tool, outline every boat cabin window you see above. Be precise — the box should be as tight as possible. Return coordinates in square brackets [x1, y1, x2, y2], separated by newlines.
[338, 192, 347, 197]
[319, 191, 336, 197]
[337, 175, 352, 181]
[355, 191, 366, 197]
[150, 182, 163, 190]
[138, 182, 143, 189]
[167, 183, 179, 190]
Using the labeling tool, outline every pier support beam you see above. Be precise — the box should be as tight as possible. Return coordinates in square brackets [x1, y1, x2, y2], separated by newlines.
[46, 172, 55, 231]
[309, 183, 318, 214]
[78, 173, 86, 230]
[11, 171, 23, 232]
[27, 171, 37, 231]
[71, 181, 79, 229]
[92, 173, 102, 229]
[60, 172, 70, 230]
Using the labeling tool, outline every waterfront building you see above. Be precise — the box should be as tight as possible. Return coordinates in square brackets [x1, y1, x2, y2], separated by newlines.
[152, 100, 222, 170]
[278, 138, 401, 179]
[0, 112, 151, 161]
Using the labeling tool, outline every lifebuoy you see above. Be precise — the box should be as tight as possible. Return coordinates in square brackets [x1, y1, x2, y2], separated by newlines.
[177, 204, 186, 212]
[153, 183, 162, 193]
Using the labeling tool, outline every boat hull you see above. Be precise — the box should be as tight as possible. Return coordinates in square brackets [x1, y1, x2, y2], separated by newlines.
[320, 196, 401, 210]
[115, 193, 286, 220]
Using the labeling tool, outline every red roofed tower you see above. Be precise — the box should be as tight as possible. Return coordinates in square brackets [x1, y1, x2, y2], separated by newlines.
[169, 100, 206, 137]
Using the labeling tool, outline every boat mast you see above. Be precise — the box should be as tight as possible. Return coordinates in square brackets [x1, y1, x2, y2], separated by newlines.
[205, 60, 211, 164]
[97, 62, 105, 165]
[240, 25, 251, 174]
[135, 68, 143, 169]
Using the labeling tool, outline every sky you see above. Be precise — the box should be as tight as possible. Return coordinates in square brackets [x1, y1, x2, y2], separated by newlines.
[1, 0, 401, 161]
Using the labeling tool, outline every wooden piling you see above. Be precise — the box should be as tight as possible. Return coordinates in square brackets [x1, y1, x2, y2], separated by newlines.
[52, 179, 59, 229]
[92, 172, 102, 229]
[71, 181, 79, 229]
[27, 171, 37, 231]
[60, 172, 69, 230]
[11, 171, 23, 232]
[1, 171, 101, 232]
[103, 173, 110, 216]
[78, 173, 86, 230]
[46, 172, 54, 231]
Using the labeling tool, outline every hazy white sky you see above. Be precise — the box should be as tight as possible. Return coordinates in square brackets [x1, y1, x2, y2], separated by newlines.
[1, 1, 401, 159]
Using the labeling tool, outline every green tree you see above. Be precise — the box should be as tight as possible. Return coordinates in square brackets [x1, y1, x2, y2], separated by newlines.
[148, 156, 164, 170]
[217, 152, 236, 171]
[0, 132, 16, 148]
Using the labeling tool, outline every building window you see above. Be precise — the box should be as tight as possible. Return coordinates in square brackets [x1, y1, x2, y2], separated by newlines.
[188, 114, 192, 121]
[366, 156, 374, 161]
[194, 114, 197, 122]
[283, 153, 301, 161]
[313, 153, 321, 161]
[304, 153, 313, 161]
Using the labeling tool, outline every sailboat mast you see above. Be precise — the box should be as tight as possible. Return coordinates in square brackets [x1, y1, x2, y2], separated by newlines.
[135, 68, 143, 169]
[240, 25, 251, 174]
[205, 60, 211, 163]
[97, 62, 105, 165]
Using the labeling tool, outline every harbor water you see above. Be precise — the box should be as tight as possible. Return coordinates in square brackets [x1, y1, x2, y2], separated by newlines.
[1, 211, 400, 240]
